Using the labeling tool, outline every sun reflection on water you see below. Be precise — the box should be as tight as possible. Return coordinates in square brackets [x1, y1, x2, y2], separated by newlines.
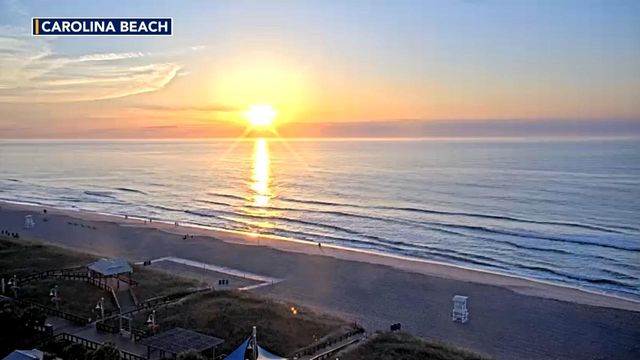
[251, 138, 271, 206]
[246, 138, 276, 227]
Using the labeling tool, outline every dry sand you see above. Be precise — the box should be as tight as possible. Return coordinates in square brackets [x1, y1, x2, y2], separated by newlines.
[1, 201, 639, 359]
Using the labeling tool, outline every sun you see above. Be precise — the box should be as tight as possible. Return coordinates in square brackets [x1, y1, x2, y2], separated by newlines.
[244, 104, 277, 128]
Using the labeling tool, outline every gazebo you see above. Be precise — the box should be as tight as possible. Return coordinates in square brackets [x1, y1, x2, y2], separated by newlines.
[87, 258, 134, 289]
[224, 327, 286, 360]
[140, 327, 224, 359]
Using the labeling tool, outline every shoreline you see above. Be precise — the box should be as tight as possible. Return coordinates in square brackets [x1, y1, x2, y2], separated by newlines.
[3, 199, 640, 359]
[1, 199, 638, 312]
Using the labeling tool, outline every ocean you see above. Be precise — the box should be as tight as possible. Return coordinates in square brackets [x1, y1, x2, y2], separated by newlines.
[1, 138, 639, 299]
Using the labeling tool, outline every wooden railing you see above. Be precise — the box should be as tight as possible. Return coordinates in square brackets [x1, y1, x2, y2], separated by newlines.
[309, 337, 362, 360]
[15, 266, 86, 283]
[46, 332, 147, 360]
[95, 288, 212, 342]
[129, 288, 140, 306]
[291, 325, 365, 358]
[111, 288, 121, 310]
[95, 320, 119, 334]
[90, 276, 116, 292]
[96, 316, 149, 341]
[12, 267, 117, 292]
[13, 298, 90, 325]
[131, 327, 148, 342]
[119, 276, 139, 287]
[121, 287, 211, 317]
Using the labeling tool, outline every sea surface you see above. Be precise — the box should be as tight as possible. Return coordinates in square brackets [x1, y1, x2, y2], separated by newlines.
[1, 138, 639, 299]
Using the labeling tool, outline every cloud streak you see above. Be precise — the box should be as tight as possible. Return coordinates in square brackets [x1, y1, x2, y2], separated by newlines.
[0, 26, 182, 103]
[129, 104, 238, 112]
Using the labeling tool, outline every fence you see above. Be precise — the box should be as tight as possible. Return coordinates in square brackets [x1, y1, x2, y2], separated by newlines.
[129, 287, 140, 306]
[131, 327, 148, 342]
[96, 288, 212, 342]
[90, 276, 116, 292]
[14, 267, 117, 292]
[95, 318, 147, 342]
[16, 266, 85, 282]
[95, 320, 119, 334]
[309, 337, 362, 360]
[13, 297, 90, 325]
[119, 275, 139, 287]
[291, 325, 365, 358]
[122, 287, 211, 317]
[47, 332, 147, 360]
[111, 288, 121, 310]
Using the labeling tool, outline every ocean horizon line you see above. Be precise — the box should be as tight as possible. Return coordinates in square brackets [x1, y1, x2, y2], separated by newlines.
[1, 135, 640, 142]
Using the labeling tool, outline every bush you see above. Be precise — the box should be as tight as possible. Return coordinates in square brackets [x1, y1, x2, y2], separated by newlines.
[90, 343, 122, 360]
[0, 302, 46, 357]
[62, 343, 89, 360]
[340, 332, 491, 360]
[177, 350, 205, 360]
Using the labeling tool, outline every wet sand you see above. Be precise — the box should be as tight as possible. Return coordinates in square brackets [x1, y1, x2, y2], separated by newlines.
[1, 201, 639, 359]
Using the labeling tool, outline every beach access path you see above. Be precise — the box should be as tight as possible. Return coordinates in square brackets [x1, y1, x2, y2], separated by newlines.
[1, 202, 639, 360]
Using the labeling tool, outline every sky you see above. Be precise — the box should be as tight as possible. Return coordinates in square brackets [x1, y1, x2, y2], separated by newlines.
[0, 0, 639, 138]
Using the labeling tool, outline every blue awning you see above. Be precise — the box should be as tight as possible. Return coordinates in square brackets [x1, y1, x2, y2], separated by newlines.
[224, 338, 286, 360]
[3, 349, 43, 360]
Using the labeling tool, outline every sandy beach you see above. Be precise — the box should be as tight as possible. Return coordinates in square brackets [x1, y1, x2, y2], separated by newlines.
[1, 201, 639, 359]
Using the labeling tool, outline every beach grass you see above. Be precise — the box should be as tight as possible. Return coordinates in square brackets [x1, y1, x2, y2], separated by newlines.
[0, 237, 199, 314]
[131, 290, 350, 356]
[0, 236, 115, 317]
[0, 237, 348, 357]
[131, 264, 202, 300]
[20, 279, 117, 318]
[340, 331, 491, 360]
[0, 236, 94, 277]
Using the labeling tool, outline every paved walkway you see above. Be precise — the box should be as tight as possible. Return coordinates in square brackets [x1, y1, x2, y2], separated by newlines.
[138, 256, 283, 291]
[47, 316, 147, 356]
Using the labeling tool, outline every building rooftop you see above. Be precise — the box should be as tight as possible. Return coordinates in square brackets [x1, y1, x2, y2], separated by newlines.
[140, 327, 224, 355]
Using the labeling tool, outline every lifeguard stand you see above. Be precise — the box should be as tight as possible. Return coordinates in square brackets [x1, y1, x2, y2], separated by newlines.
[452, 295, 469, 323]
[24, 215, 35, 229]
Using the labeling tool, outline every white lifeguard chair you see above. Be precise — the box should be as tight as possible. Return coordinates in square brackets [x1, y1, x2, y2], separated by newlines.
[24, 215, 35, 229]
[452, 295, 469, 323]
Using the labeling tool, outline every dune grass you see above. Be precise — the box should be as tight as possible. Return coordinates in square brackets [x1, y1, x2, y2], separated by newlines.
[340, 331, 491, 360]
[20, 279, 117, 318]
[131, 264, 202, 300]
[0, 236, 94, 277]
[132, 290, 350, 357]
[0, 237, 197, 312]
[0, 237, 349, 357]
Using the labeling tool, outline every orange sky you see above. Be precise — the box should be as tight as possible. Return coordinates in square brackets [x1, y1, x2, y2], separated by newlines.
[1, 1, 639, 138]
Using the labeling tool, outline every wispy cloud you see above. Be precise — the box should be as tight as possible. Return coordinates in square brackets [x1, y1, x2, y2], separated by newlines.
[129, 104, 238, 112]
[0, 25, 182, 102]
